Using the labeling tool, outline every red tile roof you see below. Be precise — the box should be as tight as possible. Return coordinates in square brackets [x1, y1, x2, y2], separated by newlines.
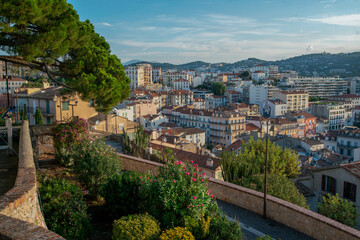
[342, 162, 360, 178]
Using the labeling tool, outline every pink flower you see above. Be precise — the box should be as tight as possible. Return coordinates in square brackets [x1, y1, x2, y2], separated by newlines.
[207, 190, 211, 193]
[154, 174, 157, 177]
[186, 172, 190, 175]
[191, 160, 194, 164]
[201, 204, 204, 206]
[193, 196, 197, 199]
[192, 205, 195, 207]
[193, 173, 197, 176]
[138, 187, 141, 190]
[201, 179, 204, 182]
[154, 180, 157, 182]
[139, 176, 142, 179]
[192, 178, 196, 182]
[211, 195, 214, 198]
[203, 172, 206, 176]
[173, 180, 176, 183]
[188, 205, 190, 208]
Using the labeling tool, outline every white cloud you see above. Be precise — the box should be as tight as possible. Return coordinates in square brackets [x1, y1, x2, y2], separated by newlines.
[320, 0, 336, 4]
[308, 14, 360, 26]
[99, 22, 112, 27]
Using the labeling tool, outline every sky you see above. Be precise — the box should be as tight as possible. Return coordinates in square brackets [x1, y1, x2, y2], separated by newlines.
[68, 0, 360, 64]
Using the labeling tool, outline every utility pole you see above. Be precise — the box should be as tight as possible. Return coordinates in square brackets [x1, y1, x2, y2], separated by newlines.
[16, 89, 19, 122]
[5, 61, 10, 108]
[263, 120, 270, 219]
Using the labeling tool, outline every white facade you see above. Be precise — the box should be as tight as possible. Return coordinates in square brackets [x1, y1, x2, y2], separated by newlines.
[192, 76, 203, 88]
[0, 78, 27, 94]
[162, 72, 191, 87]
[249, 85, 268, 105]
[251, 71, 266, 81]
[260, 99, 287, 118]
[152, 67, 161, 83]
[174, 79, 190, 90]
[251, 65, 269, 77]
[125, 65, 145, 89]
[114, 104, 134, 121]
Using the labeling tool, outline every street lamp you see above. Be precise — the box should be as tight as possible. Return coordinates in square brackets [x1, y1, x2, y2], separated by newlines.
[69, 101, 78, 117]
[263, 119, 271, 219]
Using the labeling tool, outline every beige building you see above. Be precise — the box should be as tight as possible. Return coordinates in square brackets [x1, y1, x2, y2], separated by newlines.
[273, 90, 309, 112]
[162, 71, 191, 87]
[133, 100, 158, 119]
[15, 87, 98, 125]
[312, 162, 360, 208]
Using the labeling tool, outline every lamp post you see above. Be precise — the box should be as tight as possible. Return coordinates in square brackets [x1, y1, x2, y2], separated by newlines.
[15, 89, 19, 122]
[263, 119, 270, 219]
[53, 96, 62, 122]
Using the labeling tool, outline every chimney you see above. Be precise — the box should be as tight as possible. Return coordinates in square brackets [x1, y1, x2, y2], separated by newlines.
[207, 158, 214, 167]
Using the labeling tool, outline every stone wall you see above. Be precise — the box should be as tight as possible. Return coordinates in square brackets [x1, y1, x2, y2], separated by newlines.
[119, 153, 360, 240]
[0, 121, 65, 240]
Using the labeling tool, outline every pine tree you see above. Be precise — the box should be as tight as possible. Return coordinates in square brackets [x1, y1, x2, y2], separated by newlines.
[0, 0, 130, 112]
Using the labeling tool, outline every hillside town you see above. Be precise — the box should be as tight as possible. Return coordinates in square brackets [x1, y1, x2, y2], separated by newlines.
[2, 60, 360, 212]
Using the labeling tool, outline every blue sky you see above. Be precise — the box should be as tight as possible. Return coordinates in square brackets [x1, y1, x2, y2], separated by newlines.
[68, 0, 360, 64]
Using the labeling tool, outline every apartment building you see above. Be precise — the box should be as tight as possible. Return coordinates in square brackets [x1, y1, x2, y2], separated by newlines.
[249, 85, 268, 105]
[327, 94, 360, 109]
[15, 87, 97, 125]
[114, 103, 134, 121]
[162, 71, 191, 87]
[279, 77, 347, 98]
[163, 107, 246, 147]
[174, 79, 190, 90]
[225, 90, 241, 104]
[286, 111, 317, 137]
[0, 61, 33, 78]
[261, 99, 287, 118]
[273, 90, 309, 111]
[152, 67, 161, 83]
[335, 128, 360, 162]
[168, 90, 193, 107]
[0, 77, 27, 94]
[310, 102, 345, 130]
[251, 70, 266, 81]
[193, 98, 206, 109]
[205, 95, 226, 109]
[273, 117, 298, 137]
[125, 65, 145, 89]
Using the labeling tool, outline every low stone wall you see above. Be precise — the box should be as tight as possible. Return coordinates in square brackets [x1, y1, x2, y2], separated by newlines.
[0, 121, 65, 240]
[120, 153, 360, 240]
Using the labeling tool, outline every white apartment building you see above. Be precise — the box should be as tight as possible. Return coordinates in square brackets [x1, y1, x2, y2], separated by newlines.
[193, 98, 206, 109]
[168, 90, 193, 107]
[174, 79, 190, 90]
[251, 70, 266, 81]
[251, 65, 269, 77]
[0, 77, 27, 94]
[279, 77, 347, 98]
[260, 99, 287, 118]
[162, 71, 191, 87]
[152, 67, 161, 83]
[249, 85, 268, 105]
[114, 103, 134, 121]
[310, 102, 346, 130]
[192, 76, 203, 88]
[125, 65, 145, 89]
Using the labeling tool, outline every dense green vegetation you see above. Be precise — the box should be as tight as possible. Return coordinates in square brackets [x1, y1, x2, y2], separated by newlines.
[318, 194, 358, 227]
[210, 82, 226, 96]
[38, 177, 92, 240]
[1, 0, 130, 112]
[220, 138, 308, 208]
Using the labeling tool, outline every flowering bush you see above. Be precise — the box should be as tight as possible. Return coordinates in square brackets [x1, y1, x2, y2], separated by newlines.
[38, 177, 92, 240]
[53, 117, 88, 166]
[72, 137, 122, 197]
[159, 227, 195, 240]
[102, 171, 144, 218]
[139, 160, 214, 228]
[112, 214, 161, 240]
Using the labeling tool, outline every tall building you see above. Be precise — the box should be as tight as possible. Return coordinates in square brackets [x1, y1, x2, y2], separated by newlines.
[279, 77, 347, 98]
[310, 102, 345, 130]
[162, 72, 191, 87]
[125, 63, 153, 89]
[273, 90, 309, 112]
[125, 65, 145, 89]
[152, 67, 161, 83]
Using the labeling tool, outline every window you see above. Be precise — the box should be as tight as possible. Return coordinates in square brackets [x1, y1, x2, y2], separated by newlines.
[343, 181, 356, 202]
[62, 101, 69, 110]
[321, 175, 336, 194]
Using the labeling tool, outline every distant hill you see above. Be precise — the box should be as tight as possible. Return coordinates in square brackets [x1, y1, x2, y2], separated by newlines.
[133, 52, 360, 77]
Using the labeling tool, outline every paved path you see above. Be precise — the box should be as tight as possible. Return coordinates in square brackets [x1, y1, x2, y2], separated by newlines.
[217, 200, 315, 240]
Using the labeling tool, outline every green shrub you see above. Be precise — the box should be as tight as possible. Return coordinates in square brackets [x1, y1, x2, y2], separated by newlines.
[159, 227, 195, 240]
[112, 214, 160, 240]
[318, 193, 358, 227]
[102, 171, 144, 218]
[236, 174, 309, 209]
[35, 107, 43, 124]
[72, 137, 122, 197]
[184, 214, 211, 239]
[140, 161, 213, 228]
[38, 177, 92, 240]
[208, 215, 242, 240]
